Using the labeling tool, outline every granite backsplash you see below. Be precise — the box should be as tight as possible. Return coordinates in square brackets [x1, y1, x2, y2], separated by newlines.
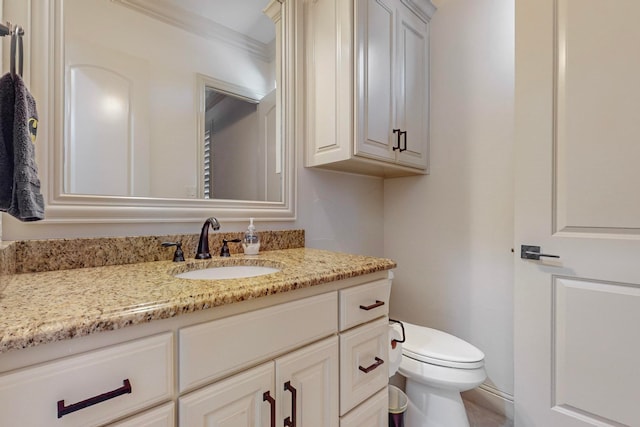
[0, 229, 304, 276]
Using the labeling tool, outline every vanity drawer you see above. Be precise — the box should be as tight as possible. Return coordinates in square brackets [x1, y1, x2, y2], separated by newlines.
[179, 292, 338, 392]
[339, 317, 389, 415]
[0, 333, 173, 427]
[339, 387, 388, 427]
[339, 279, 391, 331]
[110, 402, 175, 427]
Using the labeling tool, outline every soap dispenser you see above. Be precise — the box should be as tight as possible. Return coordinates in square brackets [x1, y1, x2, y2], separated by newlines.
[242, 217, 260, 255]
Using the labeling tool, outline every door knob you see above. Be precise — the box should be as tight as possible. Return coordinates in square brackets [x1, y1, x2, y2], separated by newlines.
[520, 245, 560, 260]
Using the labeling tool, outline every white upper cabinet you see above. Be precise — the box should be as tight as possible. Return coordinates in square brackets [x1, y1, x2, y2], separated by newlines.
[304, 0, 435, 177]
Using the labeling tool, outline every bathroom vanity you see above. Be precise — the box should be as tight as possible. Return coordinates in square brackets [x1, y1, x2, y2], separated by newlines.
[0, 248, 395, 427]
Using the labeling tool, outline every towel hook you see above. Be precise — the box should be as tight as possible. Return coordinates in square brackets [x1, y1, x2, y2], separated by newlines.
[0, 21, 11, 37]
[10, 24, 24, 78]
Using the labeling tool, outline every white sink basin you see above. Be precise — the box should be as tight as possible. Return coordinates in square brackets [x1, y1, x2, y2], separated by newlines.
[175, 265, 280, 280]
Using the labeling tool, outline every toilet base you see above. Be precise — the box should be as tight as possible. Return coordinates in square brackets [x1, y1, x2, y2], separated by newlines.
[405, 379, 470, 427]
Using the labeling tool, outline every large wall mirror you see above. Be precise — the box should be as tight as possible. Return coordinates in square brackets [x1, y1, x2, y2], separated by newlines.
[21, 0, 295, 226]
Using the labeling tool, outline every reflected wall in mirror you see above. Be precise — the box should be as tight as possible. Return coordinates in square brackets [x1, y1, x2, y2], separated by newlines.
[198, 76, 281, 202]
[63, 0, 281, 202]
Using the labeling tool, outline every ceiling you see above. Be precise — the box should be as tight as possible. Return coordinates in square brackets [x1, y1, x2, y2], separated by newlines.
[174, 0, 275, 44]
[114, 0, 276, 49]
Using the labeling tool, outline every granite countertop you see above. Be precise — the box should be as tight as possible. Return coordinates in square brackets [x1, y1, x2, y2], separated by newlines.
[0, 248, 395, 354]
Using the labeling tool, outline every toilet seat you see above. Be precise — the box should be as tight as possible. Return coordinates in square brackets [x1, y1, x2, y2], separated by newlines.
[401, 322, 484, 369]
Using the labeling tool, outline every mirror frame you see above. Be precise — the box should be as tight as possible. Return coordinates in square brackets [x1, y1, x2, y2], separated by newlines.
[33, 0, 295, 225]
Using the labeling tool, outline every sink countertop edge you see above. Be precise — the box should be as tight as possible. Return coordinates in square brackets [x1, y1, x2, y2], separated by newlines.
[0, 248, 396, 354]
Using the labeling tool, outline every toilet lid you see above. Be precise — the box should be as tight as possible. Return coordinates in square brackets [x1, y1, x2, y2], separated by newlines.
[402, 322, 485, 369]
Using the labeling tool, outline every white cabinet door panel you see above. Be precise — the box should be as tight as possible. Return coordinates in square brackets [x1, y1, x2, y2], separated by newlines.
[179, 362, 274, 427]
[395, 5, 429, 169]
[355, 0, 396, 161]
[276, 336, 339, 427]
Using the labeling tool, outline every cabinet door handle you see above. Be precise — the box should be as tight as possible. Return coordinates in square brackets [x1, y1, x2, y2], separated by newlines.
[400, 130, 407, 152]
[284, 381, 297, 427]
[392, 129, 402, 151]
[57, 379, 132, 418]
[263, 391, 276, 427]
[359, 300, 384, 311]
[392, 129, 407, 152]
[359, 357, 384, 374]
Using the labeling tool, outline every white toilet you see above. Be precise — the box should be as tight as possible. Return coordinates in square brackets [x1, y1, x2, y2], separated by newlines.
[398, 321, 486, 427]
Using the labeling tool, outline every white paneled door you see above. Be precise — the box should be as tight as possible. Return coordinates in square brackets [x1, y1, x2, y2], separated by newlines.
[515, 0, 640, 426]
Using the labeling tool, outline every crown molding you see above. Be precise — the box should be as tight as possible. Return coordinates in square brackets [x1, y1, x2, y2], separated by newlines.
[112, 0, 274, 62]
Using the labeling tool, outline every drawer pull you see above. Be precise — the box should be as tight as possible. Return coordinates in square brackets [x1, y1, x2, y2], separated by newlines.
[359, 300, 385, 311]
[57, 379, 132, 418]
[263, 391, 276, 427]
[359, 357, 384, 374]
[284, 381, 297, 427]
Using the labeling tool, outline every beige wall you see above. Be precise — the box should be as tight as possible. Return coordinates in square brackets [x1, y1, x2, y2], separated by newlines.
[298, 168, 384, 257]
[384, 0, 515, 412]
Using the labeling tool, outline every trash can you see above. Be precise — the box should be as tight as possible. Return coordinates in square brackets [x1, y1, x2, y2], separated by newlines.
[388, 385, 408, 427]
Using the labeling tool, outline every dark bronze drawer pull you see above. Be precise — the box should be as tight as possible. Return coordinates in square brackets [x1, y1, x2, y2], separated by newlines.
[359, 300, 384, 311]
[284, 381, 297, 427]
[57, 379, 132, 418]
[359, 357, 384, 374]
[263, 390, 276, 427]
[392, 129, 407, 152]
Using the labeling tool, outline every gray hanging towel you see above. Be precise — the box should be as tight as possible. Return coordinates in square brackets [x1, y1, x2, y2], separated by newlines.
[0, 72, 44, 221]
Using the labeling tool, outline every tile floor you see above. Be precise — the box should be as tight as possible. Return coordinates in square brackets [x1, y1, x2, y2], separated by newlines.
[463, 399, 514, 427]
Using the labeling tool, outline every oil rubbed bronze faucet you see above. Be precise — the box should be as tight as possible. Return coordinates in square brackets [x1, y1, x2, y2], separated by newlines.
[195, 217, 221, 259]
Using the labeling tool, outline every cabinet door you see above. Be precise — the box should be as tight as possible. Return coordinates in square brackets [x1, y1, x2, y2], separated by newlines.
[276, 336, 339, 427]
[179, 362, 274, 427]
[355, 0, 397, 162]
[303, 0, 354, 167]
[395, 5, 429, 169]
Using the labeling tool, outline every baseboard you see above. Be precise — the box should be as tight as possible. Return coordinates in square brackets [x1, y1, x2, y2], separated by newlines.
[462, 384, 514, 421]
